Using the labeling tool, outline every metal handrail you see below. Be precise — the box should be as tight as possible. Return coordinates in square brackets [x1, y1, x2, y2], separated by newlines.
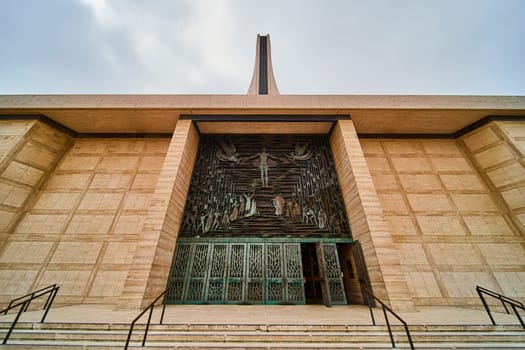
[124, 287, 171, 349]
[0, 284, 59, 344]
[476, 285, 524, 329]
[362, 287, 415, 350]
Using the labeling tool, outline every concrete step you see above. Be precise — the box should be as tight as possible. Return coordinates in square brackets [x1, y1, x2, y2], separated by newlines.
[2, 340, 525, 349]
[1, 321, 523, 349]
[2, 328, 525, 342]
[1, 321, 523, 332]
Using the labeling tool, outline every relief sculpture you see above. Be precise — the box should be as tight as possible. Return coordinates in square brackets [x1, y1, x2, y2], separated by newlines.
[180, 135, 350, 238]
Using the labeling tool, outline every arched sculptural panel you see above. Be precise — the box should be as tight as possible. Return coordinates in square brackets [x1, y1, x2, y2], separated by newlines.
[180, 135, 351, 238]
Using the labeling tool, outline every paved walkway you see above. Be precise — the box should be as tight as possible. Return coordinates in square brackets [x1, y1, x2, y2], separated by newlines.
[0, 304, 521, 326]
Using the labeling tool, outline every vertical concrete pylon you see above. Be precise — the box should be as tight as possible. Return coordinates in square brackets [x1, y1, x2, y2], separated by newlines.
[247, 34, 280, 95]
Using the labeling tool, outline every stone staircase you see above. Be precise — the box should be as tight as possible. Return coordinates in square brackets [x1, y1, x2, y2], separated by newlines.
[1, 321, 524, 349]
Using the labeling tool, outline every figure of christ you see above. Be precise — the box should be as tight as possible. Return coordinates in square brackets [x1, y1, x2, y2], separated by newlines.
[247, 147, 280, 188]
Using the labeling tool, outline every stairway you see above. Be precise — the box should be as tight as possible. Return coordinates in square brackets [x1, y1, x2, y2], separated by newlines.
[1, 321, 524, 349]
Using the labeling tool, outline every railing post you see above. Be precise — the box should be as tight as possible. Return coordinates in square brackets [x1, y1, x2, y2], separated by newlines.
[42, 285, 55, 310]
[125, 288, 171, 349]
[510, 304, 525, 330]
[477, 288, 496, 325]
[501, 299, 510, 314]
[404, 323, 415, 350]
[160, 303, 167, 325]
[40, 286, 58, 323]
[367, 292, 376, 325]
[382, 305, 395, 348]
[124, 323, 135, 350]
[2, 300, 27, 344]
[142, 305, 154, 346]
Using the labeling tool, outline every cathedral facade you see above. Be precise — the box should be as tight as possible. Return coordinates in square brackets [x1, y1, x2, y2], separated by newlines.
[0, 36, 524, 310]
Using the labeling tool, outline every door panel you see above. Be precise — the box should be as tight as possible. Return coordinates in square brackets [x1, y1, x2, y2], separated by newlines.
[225, 243, 246, 304]
[205, 243, 228, 303]
[184, 243, 211, 303]
[284, 243, 305, 304]
[316, 242, 347, 305]
[167, 242, 306, 305]
[246, 244, 265, 303]
[166, 243, 192, 303]
[266, 243, 284, 304]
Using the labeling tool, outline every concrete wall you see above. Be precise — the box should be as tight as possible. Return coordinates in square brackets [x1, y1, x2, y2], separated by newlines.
[1, 117, 523, 310]
[331, 120, 413, 310]
[0, 120, 72, 237]
[361, 128, 525, 306]
[0, 132, 169, 306]
[120, 120, 199, 309]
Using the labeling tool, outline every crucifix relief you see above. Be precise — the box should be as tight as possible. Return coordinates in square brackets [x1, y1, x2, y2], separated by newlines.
[180, 135, 351, 238]
[248, 147, 280, 188]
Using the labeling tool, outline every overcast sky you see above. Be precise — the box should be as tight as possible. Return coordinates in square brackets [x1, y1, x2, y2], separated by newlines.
[0, 0, 524, 95]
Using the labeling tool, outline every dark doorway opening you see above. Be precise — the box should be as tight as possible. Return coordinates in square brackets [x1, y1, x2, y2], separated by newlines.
[338, 244, 364, 305]
[301, 243, 323, 304]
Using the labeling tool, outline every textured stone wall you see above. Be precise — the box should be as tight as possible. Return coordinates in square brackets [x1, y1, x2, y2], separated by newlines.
[460, 121, 525, 232]
[0, 120, 73, 303]
[0, 120, 72, 237]
[331, 120, 413, 310]
[0, 135, 169, 306]
[361, 131, 525, 306]
[458, 121, 525, 301]
[120, 120, 199, 308]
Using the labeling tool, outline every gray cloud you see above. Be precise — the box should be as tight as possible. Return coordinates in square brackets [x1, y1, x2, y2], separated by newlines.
[0, 0, 523, 94]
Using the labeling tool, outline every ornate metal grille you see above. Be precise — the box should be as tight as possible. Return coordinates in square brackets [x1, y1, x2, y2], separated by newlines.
[323, 244, 341, 279]
[226, 243, 245, 303]
[166, 243, 191, 302]
[185, 244, 210, 302]
[247, 244, 264, 302]
[179, 135, 351, 239]
[284, 244, 305, 303]
[167, 242, 311, 305]
[266, 244, 283, 278]
[319, 243, 347, 305]
[266, 244, 284, 303]
[206, 244, 227, 302]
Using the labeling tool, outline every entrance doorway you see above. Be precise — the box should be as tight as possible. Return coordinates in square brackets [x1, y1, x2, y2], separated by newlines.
[301, 243, 323, 304]
[300, 242, 348, 305]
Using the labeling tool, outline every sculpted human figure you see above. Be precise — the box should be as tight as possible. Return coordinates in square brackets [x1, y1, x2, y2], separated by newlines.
[239, 196, 246, 216]
[198, 214, 206, 233]
[211, 212, 220, 231]
[306, 207, 318, 226]
[244, 196, 257, 218]
[247, 147, 280, 188]
[292, 201, 301, 223]
[221, 209, 230, 228]
[230, 200, 239, 222]
[302, 205, 309, 223]
[285, 199, 293, 221]
[318, 208, 327, 229]
[204, 212, 214, 233]
[272, 193, 284, 216]
[243, 192, 254, 213]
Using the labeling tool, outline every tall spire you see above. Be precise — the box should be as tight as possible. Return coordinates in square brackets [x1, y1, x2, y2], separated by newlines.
[247, 34, 280, 95]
